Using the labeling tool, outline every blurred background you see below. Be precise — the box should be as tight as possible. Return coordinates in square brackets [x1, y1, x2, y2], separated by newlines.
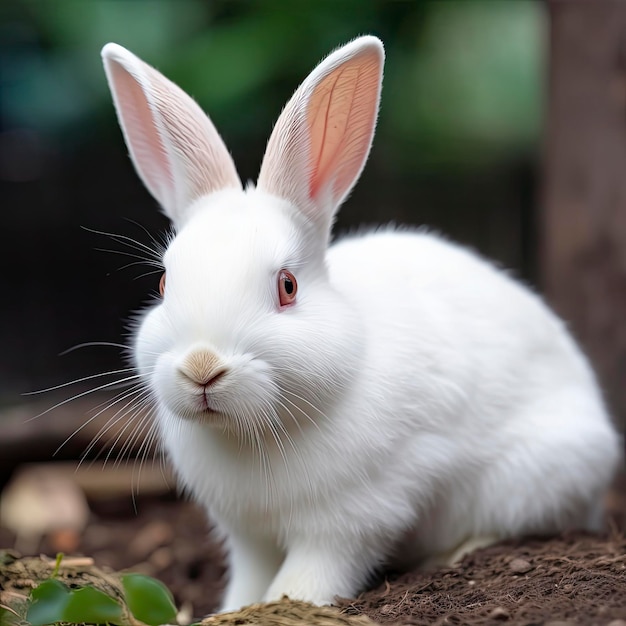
[0, 0, 544, 406]
[3, 2, 626, 616]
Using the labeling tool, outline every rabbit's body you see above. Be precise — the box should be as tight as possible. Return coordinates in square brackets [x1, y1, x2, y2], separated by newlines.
[149, 192, 617, 607]
[102, 37, 621, 611]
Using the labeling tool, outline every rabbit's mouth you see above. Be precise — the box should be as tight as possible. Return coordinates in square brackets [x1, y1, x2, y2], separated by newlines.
[193, 390, 220, 416]
[165, 389, 223, 422]
[176, 401, 223, 426]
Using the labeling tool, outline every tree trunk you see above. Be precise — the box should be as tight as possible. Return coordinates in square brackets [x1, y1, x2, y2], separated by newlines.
[543, 2, 626, 430]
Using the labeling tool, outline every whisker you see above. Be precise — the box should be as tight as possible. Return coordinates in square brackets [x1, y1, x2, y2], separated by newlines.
[279, 390, 325, 431]
[134, 269, 164, 281]
[273, 396, 305, 438]
[113, 260, 162, 274]
[30, 373, 145, 422]
[59, 342, 129, 355]
[131, 412, 160, 497]
[60, 385, 148, 459]
[101, 388, 154, 463]
[78, 386, 149, 463]
[112, 415, 148, 469]
[25, 368, 137, 395]
[123, 218, 170, 255]
[113, 401, 154, 467]
[263, 403, 302, 530]
[94, 247, 162, 266]
[82, 226, 163, 261]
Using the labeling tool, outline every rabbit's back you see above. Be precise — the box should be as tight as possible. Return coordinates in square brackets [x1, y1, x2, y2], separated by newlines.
[327, 228, 619, 544]
[328, 227, 595, 400]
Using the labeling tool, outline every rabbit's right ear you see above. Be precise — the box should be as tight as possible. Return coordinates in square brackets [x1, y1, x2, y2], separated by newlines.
[101, 44, 242, 228]
[257, 37, 384, 236]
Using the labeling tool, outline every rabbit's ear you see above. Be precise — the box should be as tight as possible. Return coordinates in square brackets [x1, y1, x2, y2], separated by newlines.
[102, 44, 242, 228]
[257, 36, 383, 234]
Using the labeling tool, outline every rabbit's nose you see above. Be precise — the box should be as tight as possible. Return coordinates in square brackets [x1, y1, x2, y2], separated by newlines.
[179, 350, 228, 387]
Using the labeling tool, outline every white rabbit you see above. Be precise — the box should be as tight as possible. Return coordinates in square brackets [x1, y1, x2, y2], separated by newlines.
[101, 37, 621, 611]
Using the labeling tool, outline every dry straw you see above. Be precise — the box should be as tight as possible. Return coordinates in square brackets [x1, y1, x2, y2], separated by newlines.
[200, 598, 379, 626]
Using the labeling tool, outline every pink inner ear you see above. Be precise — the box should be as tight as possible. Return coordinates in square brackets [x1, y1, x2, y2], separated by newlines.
[109, 63, 173, 199]
[307, 50, 381, 202]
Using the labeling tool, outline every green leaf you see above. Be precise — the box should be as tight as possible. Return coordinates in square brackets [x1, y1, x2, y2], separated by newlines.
[62, 586, 123, 624]
[0, 605, 24, 626]
[26, 579, 123, 626]
[122, 573, 177, 626]
[26, 579, 70, 626]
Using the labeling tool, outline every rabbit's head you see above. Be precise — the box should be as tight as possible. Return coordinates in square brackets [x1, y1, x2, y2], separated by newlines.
[101, 38, 384, 436]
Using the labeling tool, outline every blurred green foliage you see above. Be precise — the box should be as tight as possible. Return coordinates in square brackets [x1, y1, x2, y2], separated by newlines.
[0, 0, 545, 402]
[1, 0, 544, 170]
[392, 1, 543, 166]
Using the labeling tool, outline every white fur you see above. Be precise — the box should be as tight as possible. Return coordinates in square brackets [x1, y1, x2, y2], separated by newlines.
[101, 37, 621, 611]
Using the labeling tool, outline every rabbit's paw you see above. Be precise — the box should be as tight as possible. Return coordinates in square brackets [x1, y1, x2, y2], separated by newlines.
[263, 546, 366, 606]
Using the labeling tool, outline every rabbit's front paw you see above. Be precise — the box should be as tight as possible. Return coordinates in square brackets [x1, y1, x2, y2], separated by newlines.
[264, 575, 334, 606]
[263, 545, 367, 606]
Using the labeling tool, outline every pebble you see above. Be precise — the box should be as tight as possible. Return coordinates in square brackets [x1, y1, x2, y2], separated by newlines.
[149, 545, 174, 570]
[130, 520, 174, 558]
[509, 558, 533, 574]
[488, 607, 509, 620]
[607, 620, 626, 626]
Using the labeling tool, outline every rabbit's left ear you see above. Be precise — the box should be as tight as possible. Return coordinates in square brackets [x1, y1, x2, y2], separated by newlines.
[257, 37, 384, 235]
[102, 44, 242, 228]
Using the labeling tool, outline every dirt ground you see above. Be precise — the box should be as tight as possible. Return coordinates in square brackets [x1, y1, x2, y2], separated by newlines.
[0, 475, 624, 625]
[1, 402, 625, 625]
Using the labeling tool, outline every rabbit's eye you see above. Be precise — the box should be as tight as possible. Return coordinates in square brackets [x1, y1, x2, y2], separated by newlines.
[159, 272, 166, 297]
[278, 270, 297, 308]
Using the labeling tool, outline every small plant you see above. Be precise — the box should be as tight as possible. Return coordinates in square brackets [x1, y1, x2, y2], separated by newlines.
[2, 554, 178, 626]
[119, 574, 178, 626]
[26, 578, 124, 625]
